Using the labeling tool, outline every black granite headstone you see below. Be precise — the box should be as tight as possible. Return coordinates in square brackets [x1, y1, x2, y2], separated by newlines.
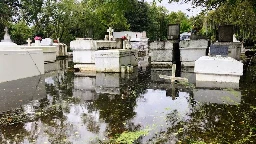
[167, 24, 180, 40]
[218, 25, 233, 42]
[210, 45, 229, 56]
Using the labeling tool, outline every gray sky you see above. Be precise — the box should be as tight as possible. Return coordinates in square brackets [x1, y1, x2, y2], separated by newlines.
[144, 0, 203, 17]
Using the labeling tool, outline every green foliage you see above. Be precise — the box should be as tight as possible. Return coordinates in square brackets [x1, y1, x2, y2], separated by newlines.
[167, 11, 192, 33]
[125, 1, 150, 32]
[2, 0, 194, 44]
[10, 21, 33, 45]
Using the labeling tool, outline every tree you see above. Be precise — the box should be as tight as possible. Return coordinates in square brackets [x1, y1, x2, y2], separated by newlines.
[10, 20, 33, 45]
[125, 1, 150, 32]
[0, 0, 20, 39]
[167, 11, 192, 33]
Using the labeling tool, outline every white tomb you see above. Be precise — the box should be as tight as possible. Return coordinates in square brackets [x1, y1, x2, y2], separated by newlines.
[71, 27, 139, 72]
[194, 56, 243, 83]
[95, 49, 138, 72]
[0, 27, 44, 83]
[70, 39, 117, 71]
[20, 38, 57, 63]
[179, 39, 208, 67]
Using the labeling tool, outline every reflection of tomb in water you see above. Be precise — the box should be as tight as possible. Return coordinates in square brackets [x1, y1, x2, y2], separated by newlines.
[150, 69, 194, 98]
[181, 71, 196, 84]
[44, 59, 70, 73]
[194, 81, 241, 105]
[95, 73, 121, 95]
[73, 72, 138, 101]
[0, 75, 46, 113]
[73, 76, 98, 101]
[95, 72, 138, 95]
[149, 69, 172, 90]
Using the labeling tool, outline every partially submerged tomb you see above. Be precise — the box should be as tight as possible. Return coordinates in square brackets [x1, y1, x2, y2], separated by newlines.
[0, 27, 44, 83]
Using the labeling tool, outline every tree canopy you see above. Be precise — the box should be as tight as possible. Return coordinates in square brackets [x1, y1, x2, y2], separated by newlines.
[2, 0, 256, 45]
[0, 0, 193, 45]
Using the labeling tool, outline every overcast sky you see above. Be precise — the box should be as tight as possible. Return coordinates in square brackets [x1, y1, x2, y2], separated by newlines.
[144, 0, 203, 17]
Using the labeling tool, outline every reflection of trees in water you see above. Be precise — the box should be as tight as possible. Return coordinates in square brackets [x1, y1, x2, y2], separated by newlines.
[0, 70, 152, 143]
[81, 113, 100, 134]
[0, 124, 30, 143]
[148, 100, 256, 143]
[0, 70, 76, 143]
[90, 72, 150, 140]
[145, 66, 256, 143]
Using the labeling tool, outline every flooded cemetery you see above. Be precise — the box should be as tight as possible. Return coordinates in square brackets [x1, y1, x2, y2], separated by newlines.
[2, 0, 256, 142]
[0, 23, 256, 144]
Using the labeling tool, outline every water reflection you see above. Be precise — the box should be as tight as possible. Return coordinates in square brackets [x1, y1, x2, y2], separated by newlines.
[0, 75, 46, 113]
[0, 62, 255, 143]
[194, 81, 241, 105]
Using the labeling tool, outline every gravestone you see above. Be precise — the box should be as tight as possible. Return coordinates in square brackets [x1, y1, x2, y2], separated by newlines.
[210, 45, 229, 56]
[41, 38, 53, 46]
[218, 25, 233, 42]
[26, 38, 32, 46]
[142, 31, 147, 38]
[167, 24, 180, 40]
[1, 27, 12, 42]
[107, 27, 114, 41]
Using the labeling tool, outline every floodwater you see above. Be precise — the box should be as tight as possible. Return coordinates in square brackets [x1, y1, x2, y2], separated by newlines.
[0, 60, 255, 144]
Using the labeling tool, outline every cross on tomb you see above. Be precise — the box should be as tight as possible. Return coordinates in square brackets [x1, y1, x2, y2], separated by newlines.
[26, 38, 32, 46]
[127, 36, 131, 41]
[4, 27, 8, 34]
[107, 27, 114, 41]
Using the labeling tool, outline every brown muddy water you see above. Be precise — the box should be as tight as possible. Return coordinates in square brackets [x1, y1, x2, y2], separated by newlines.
[0, 60, 255, 144]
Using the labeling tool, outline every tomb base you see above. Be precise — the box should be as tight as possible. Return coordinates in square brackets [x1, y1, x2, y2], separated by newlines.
[74, 64, 96, 72]
[95, 49, 138, 72]
[0, 50, 44, 83]
[181, 62, 195, 67]
[151, 62, 172, 68]
[20, 46, 57, 63]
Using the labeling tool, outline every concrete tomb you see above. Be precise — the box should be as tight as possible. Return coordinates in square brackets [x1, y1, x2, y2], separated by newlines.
[71, 27, 138, 72]
[149, 41, 174, 67]
[114, 31, 149, 70]
[194, 26, 243, 83]
[0, 27, 44, 83]
[179, 39, 209, 67]
[53, 42, 68, 57]
[194, 56, 243, 83]
[95, 49, 138, 72]
[20, 38, 57, 63]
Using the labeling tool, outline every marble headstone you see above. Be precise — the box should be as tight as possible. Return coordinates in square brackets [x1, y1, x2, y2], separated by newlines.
[41, 38, 53, 46]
